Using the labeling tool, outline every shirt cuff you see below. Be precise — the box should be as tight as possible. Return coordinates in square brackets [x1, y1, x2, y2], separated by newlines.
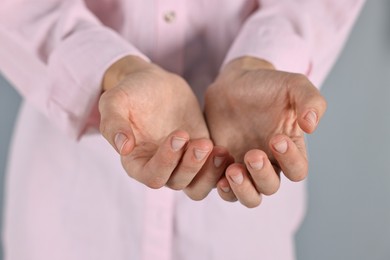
[223, 13, 311, 75]
[47, 27, 149, 139]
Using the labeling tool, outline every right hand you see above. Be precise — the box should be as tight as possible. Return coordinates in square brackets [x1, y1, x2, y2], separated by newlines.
[99, 56, 231, 200]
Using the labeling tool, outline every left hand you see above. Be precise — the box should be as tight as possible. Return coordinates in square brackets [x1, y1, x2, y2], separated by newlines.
[204, 56, 327, 207]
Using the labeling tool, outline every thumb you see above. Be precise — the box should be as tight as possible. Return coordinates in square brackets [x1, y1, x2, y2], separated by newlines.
[291, 76, 327, 134]
[99, 90, 136, 156]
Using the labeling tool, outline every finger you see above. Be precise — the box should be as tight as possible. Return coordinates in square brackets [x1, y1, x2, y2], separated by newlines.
[121, 130, 189, 189]
[290, 74, 327, 133]
[269, 134, 308, 182]
[99, 89, 135, 155]
[184, 146, 232, 200]
[244, 150, 280, 196]
[217, 176, 237, 202]
[225, 163, 262, 208]
[166, 139, 213, 190]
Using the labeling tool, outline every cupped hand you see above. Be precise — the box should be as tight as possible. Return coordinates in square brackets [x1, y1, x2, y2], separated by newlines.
[204, 57, 327, 207]
[99, 56, 230, 199]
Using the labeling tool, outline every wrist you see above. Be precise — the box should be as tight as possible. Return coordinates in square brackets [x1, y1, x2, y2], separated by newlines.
[102, 55, 151, 91]
[212, 56, 275, 87]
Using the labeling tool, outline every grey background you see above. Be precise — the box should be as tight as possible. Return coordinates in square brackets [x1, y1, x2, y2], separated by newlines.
[295, 1, 390, 260]
[0, 1, 389, 259]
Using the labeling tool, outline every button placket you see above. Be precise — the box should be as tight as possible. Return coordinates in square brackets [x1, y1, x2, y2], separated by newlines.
[141, 187, 175, 260]
[154, 1, 186, 75]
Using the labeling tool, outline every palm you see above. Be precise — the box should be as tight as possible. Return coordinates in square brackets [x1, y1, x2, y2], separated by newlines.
[100, 58, 220, 195]
[204, 58, 326, 206]
[205, 69, 310, 165]
[113, 69, 208, 151]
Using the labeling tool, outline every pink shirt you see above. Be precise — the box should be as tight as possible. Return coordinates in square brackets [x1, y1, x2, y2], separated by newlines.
[0, 1, 364, 259]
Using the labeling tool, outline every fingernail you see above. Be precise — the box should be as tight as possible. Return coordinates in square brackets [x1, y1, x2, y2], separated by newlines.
[230, 171, 244, 185]
[221, 185, 230, 193]
[213, 156, 225, 168]
[305, 111, 318, 126]
[194, 149, 209, 161]
[114, 133, 128, 154]
[171, 137, 187, 151]
[249, 160, 264, 170]
[273, 139, 288, 154]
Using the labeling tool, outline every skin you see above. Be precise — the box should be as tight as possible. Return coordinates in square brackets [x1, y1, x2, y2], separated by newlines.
[99, 55, 327, 208]
[99, 55, 231, 199]
[204, 56, 327, 208]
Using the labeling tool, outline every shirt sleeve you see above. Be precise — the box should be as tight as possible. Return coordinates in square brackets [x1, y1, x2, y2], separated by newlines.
[0, 0, 149, 139]
[223, 0, 366, 87]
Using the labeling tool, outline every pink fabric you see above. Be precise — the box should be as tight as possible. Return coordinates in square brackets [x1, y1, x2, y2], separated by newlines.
[0, 1, 364, 259]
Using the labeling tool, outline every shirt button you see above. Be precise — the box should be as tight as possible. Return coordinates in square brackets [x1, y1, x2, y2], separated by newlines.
[163, 11, 176, 23]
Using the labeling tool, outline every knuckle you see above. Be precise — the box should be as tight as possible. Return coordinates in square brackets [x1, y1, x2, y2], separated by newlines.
[159, 158, 179, 170]
[293, 171, 308, 182]
[202, 174, 221, 186]
[177, 163, 199, 175]
[190, 194, 207, 201]
[262, 183, 280, 196]
[162, 162, 177, 171]
[144, 177, 166, 189]
[185, 190, 208, 201]
[166, 181, 185, 191]
[221, 194, 238, 203]
[98, 92, 108, 111]
[284, 159, 309, 182]
[99, 121, 113, 142]
[243, 197, 262, 208]
[99, 120, 108, 135]
[217, 189, 237, 202]
[251, 166, 269, 180]
[319, 96, 328, 112]
[289, 165, 308, 182]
